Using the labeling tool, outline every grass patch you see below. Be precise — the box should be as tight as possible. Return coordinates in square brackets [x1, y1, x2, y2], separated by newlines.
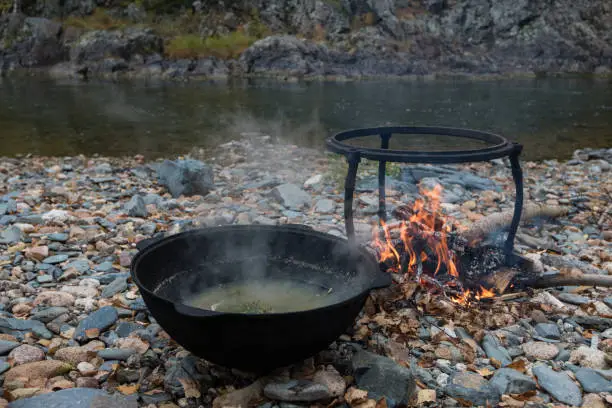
[63, 8, 130, 30]
[165, 31, 257, 59]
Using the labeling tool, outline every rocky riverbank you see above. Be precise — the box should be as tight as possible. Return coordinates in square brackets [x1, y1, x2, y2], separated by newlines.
[0, 136, 611, 407]
[1, 0, 611, 80]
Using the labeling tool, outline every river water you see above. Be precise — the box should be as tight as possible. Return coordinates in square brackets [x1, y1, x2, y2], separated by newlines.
[1, 77, 610, 161]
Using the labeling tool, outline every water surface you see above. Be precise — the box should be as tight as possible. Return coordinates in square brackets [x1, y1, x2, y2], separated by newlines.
[1, 77, 610, 161]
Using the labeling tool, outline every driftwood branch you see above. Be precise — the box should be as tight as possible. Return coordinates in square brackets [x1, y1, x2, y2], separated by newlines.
[460, 203, 570, 244]
[529, 274, 612, 288]
[540, 253, 606, 276]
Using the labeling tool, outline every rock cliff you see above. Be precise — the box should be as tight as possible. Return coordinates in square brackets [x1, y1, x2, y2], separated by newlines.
[1, 0, 611, 78]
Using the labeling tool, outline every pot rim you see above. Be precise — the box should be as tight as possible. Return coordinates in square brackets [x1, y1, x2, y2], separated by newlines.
[130, 224, 392, 318]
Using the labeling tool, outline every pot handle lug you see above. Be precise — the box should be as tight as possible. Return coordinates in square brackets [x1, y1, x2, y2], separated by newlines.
[174, 303, 220, 318]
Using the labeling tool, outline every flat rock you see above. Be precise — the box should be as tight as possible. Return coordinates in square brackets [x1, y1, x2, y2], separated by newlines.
[532, 364, 582, 406]
[7, 387, 138, 408]
[73, 306, 118, 342]
[54, 346, 96, 365]
[97, 348, 137, 360]
[351, 350, 417, 405]
[444, 372, 500, 407]
[0, 317, 53, 340]
[482, 334, 512, 366]
[0, 226, 22, 244]
[522, 341, 559, 360]
[489, 368, 537, 395]
[101, 277, 128, 298]
[30, 307, 69, 323]
[269, 184, 311, 210]
[264, 380, 331, 402]
[314, 199, 335, 213]
[42, 255, 69, 264]
[0, 340, 20, 355]
[572, 316, 612, 331]
[534, 323, 561, 340]
[575, 368, 612, 393]
[557, 293, 589, 305]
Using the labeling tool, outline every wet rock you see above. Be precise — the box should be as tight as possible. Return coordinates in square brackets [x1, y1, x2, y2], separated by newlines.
[351, 350, 417, 405]
[156, 159, 214, 198]
[522, 341, 559, 360]
[482, 334, 512, 366]
[575, 368, 612, 393]
[124, 196, 148, 218]
[7, 387, 138, 408]
[73, 306, 118, 342]
[532, 364, 582, 407]
[8, 344, 45, 365]
[489, 368, 537, 395]
[264, 380, 331, 402]
[444, 372, 500, 407]
[270, 184, 311, 210]
[101, 277, 128, 298]
[534, 323, 561, 340]
[0, 340, 20, 355]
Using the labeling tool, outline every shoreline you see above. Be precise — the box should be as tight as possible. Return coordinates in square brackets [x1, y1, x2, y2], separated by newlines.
[0, 137, 610, 407]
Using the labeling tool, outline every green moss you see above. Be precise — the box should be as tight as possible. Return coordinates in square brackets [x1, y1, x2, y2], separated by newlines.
[165, 31, 256, 59]
[63, 8, 130, 31]
[0, 0, 12, 14]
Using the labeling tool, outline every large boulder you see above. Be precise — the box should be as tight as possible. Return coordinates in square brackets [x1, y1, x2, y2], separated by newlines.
[69, 27, 163, 73]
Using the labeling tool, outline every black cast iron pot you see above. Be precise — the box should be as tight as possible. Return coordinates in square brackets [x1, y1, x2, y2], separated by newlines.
[130, 224, 391, 373]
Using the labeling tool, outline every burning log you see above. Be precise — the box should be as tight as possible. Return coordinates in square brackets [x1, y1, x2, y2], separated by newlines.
[460, 203, 570, 245]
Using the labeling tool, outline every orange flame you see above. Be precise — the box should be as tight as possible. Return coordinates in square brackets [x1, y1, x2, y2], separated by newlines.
[372, 184, 498, 305]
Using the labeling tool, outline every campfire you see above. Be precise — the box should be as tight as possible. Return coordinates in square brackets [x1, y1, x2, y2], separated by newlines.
[369, 184, 502, 306]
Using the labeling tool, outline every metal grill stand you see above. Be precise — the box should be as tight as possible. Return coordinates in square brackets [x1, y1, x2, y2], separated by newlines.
[325, 127, 524, 266]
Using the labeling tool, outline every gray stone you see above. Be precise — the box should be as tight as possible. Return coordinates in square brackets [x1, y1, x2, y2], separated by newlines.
[482, 334, 512, 366]
[47, 233, 69, 242]
[65, 259, 90, 274]
[557, 293, 589, 305]
[42, 254, 69, 264]
[264, 380, 331, 402]
[124, 195, 148, 218]
[164, 355, 212, 397]
[73, 306, 118, 342]
[30, 307, 69, 323]
[7, 387, 138, 408]
[534, 323, 561, 340]
[444, 372, 500, 407]
[156, 159, 214, 198]
[604, 297, 612, 309]
[0, 339, 20, 355]
[532, 364, 582, 406]
[101, 277, 128, 298]
[351, 350, 417, 405]
[314, 199, 335, 214]
[270, 184, 311, 210]
[97, 348, 137, 361]
[575, 368, 612, 393]
[489, 368, 537, 395]
[0, 226, 22, 244]
[572, 316, 612, 331]
[36, 274, 53, 283]
[0, 317, 53, 340]
[95, 261, 115, 273]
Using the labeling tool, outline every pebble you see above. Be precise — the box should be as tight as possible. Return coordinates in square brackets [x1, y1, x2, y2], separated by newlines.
[97, 348, 137, 360]
[522, 341, 559, 360]
[534, 323, 561, 340]
[489, 368, 537, 395]
[73, 306, 119, 342]
[41, 254, 69, 264]
[569, 346, 608, 369]
[481, 334, 512, 366]
[532, 364, 582, 406]
[8, 344, 45, 365]
[101, 277, 128, 298]
[54, 346, 95, 364]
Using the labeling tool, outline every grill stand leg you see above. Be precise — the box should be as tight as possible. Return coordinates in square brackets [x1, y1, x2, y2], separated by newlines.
[378, 133, 391, 222]
[344, 151, 361, 247]
[505, 147, 524, 265]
